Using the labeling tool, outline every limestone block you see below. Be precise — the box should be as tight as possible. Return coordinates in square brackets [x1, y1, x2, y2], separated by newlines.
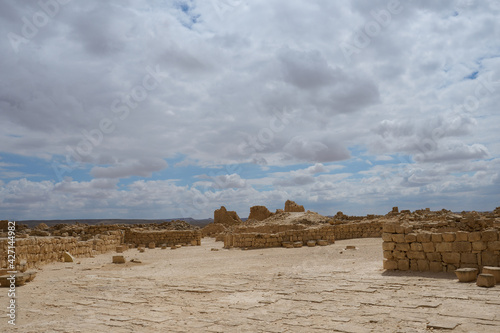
[452, 241, 472, 253]
[435, 242, 452, 252]
[431, 233, 442, 243]
[481, 230, 498, 242]
[455, 231, 469, 242]
[468, 232, 481, 242]
[482, 266, 500, 283]
[407, 251, 426, 260]
[397, 259, 409, 271]
[383, 259, 398, 270]
[416, 233, 431, 243]
[488, 241, 500, 251]
[382, 223, 396, 233]
[422, 242, 435, 253]
[393, 251, 406, 259]
[405, 234, 417, 242]
[476, 274, 496, 288]
[461, 253, 478, 264]
[317, 240, 328, 246]
[429, 261, 443, 272]
[410, 243, 423, 252]
[410, 260, 419, 271]
[382, 242, 395, 251]
[442, 233, 456, 242]
[395, 243, 410, 252]
[442, 252, 460, 264]
[417, 260, 429, 271]
[306, 240, 316, 247]
[395, 225, 406, 234]
[381, 233, 393, 242]
[392, 234, 405, 243]
[112, 255, 125, 264]
[383, 251, 393, 259]
[472, 241, 487, 251]
[481, 251, 499, 266]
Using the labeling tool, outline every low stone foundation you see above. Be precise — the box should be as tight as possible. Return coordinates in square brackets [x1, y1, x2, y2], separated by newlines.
[0, 231, 124, 270]
[331, 221, 383, 240]
[223, 225, 335, 249]
[124, 229, 202, 247]
[382, 222, 500, 272]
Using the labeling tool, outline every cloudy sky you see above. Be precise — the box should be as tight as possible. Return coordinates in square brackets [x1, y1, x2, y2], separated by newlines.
[1, 0, 499, 220]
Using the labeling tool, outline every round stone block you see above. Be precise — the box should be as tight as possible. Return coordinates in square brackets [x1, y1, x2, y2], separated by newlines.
[482, 266, 500, 283]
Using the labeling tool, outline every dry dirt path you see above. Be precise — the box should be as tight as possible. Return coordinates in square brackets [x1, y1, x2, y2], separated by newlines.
[1, 237, 499, 332]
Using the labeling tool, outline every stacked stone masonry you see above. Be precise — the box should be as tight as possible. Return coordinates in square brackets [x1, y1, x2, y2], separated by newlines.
[124, 229, 201, 247]
[382, 222, 500, 272]
[224, 225, 335, 249]
[0, 231, 123, 270]
[0, 225, 201, 270]
[331, 221, 382, 240]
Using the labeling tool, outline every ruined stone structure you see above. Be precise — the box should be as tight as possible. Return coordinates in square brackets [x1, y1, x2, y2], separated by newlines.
[248, 205, 273, 221]
[224, 225, 335, 249]
[284, 200, 305, 212]
[0, 231, 124, 270]
[382, 209, 500, 272]
[331, 221, 383, 240]
[214, 206, 242, 225]
[124, 229, 201, 247]
[0, 221, 200, 271]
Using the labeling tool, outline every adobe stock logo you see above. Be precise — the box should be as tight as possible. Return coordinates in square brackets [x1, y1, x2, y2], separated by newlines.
[7, 0, 73, 54]
[340, 0, 406, 64]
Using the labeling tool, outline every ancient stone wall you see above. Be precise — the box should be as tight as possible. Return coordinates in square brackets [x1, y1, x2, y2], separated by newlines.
[382, 222, 500, 272]
[214, 206, 242, 225]
[124, 229, 201, 247]
[284, 200, 305, 212]
[223, 225, 335, 249]
[332, 221, 383, 240]
[248, 205, 273, 221]
[0, 231, 124, 270]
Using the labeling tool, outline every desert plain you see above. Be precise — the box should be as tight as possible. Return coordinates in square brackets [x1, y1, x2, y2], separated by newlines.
[1, 236, 500, 333]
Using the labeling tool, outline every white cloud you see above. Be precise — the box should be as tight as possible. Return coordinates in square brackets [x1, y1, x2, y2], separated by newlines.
[0, 0, 499, 218]
[90, 159, 168, 179]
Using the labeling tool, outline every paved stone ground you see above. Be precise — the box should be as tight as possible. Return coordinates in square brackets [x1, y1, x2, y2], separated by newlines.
[1, 238, 499, 332]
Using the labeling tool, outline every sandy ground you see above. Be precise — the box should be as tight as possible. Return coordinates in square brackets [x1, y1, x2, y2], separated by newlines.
[1, 238, 499, 333]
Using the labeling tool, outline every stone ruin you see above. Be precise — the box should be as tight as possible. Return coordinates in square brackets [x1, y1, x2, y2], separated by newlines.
[284, 200, 305, 212]
[247, 205, 273, 221]
[202, 201, 384, 249]
[214, 206, 242, 225]
[382, 207, 500, 274]
[0, 220, 201, 276]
